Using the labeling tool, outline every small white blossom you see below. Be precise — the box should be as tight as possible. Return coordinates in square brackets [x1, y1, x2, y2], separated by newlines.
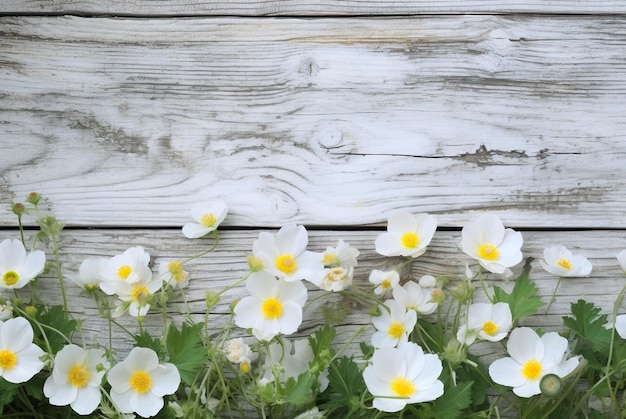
[369, 270, 399, 296]
[0, 239, 46, 290]
[182, 201, 228, 239]
[392, 280, 438, 315]
[0, 317, 45, 383]
[456, 302, 512, 345]
[540, 245, 592, 277]
[371, 299, 417, 348]
[74, 258, 105, 290]
[158, 260, 189, 288]
[375, 212, 437, 258]
[99, 246, 152, 295]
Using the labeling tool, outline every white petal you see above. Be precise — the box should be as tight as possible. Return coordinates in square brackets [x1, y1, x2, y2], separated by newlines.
[275, 224, 308, 255]
[1, 317, 34, 352]
[539, 332, 567, 370]
[513, 380, 541, 398]
[375, 233, 402, 257]
[412, 379, 444, 403]
[508, 328, 541, 363]
[71, 386, 102, 415]
[246, 271, 278, 298]
[387, 212, 418, 235]
[47, 381, 78, 406]
[0, 239, 26, 271]
[182, 223, 210, 239]
[150, 363, 180, 396]
[277, 303, 303, 335]
[18, 250, 46, 281]
[616, 314, 626, 339]
[489, 358, 526, 387]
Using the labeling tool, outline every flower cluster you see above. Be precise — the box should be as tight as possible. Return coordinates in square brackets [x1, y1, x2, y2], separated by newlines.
[2, 194, 626, 418]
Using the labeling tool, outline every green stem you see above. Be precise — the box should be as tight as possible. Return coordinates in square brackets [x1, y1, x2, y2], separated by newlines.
[183, 230, 220, 264]
[545, 276, 562, 314]
[50, 231, 69, 317]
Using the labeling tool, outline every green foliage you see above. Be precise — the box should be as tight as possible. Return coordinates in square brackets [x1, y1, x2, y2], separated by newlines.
[319, 356, 366, 417]
[493, 270, 544, 322]
[284, 373, 316, 405]
[563, 300, 612, 354]
[166, 322, 208, 386]
[35, 304, 78, 353]
[431, 382, 473, 419]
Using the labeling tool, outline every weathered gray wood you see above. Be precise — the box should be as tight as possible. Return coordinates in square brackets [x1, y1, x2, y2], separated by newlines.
[1, 15, 626, 229]
[17, 228, 626, 356]
[2, 1, 625, 16]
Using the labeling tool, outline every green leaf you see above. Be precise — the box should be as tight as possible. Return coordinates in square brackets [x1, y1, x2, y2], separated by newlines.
[493, 270, 544, 322]
[431, 382, 473, 419]
[166, 322, 207, 386]
[563, 300, 611, 353]
[36, 305, 79, 353]
[134, 330, 164, 356]
[284, 372, 315, 405]
[0, 378, 17, 413]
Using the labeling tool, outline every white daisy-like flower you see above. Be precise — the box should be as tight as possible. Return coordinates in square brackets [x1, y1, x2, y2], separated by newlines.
[369, 270, 399, 296]
[0, 239, 46, 290]
[43, 344, 110, 415]
[234, 271, 308, 341]
[262, 338, 329, 392]
[252, 224, 323, 283]
[315, 266, 354, 292]
[112, 275, 163, 318]
[158, 260, 189, 288]
[489, 327, 579, 397]
[363, 342, 444, 412]
[99, 246, 152, 295]
[615, 314, 626, 339]
[540, 245, 592, 277]
[392, 280, 438, 315]
[107, 347, 180, 418]
[320, 240, 360, 268]
[617, 250, 626, 273]
[182, 201, 228, 239]
[371, 299, 417, 348]
[225, 338, 258, 370]
[456, 302, 512, 345]
[0, 316, 45, 383]
[73, 258, 105, 290]
[460, 214, 523, 275]
[375, 212, 437, 258]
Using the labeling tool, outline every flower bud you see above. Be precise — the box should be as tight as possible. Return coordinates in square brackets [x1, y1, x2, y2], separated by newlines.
[247, 255, 265, 272]
[206, 290, 221, 310]
[540, 373, 562, 397]
[26, 192, 41, 206]
[24, 305, 38, 317]
[11, 202, 25, 216]
[430, 288, 445, 303]
[451, 280, 475, 302]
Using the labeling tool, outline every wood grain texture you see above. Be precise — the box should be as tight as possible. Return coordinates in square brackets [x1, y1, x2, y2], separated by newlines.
[1, 15, 626, 228]
[2, 1, 626, 16]
[18, 227, 626, 356]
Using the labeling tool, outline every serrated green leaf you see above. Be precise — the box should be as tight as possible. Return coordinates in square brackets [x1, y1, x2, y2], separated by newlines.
[563, 300, 611, 353]
[166, 322, 207, 386]
[493, 271, 544, 322]
[327, 356, 364, 399]
[431, 382, 473, 419]
[134, 330, 164, 355]
[36, 305, 79, 353]
[0, 378, 17, 413]
[284, 372, 315, 405]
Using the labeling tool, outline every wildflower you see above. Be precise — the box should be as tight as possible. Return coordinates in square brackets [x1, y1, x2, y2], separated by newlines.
[234, 271, 308, 341]
[0, 299, 13, 320]
[321, 240, 360, 268]
[489, 327, 579, 397]
[310, 240, 359, 292]
[315, 266, 354, 292]
[182, 200, 228, 239]
[363, 342, 444, 412]
[392, 280, 438, 315]
[112, 274, 163, 317]
[369, 269, 399, 296]
[73, 258, 105, 290]
[107, 347, 180, 418]
[456, 302, 512, 345]
[99, 246, 152, 295]
[252, 224, 323, 283]
[225, 338, 258, 372]
[460, 214, 523, 275]
[375, 212, 437, 258]
[371, 299, 417, 348]
[0, 239, 46, 290]
[615, 314, 626, 339]
[540, 245, 592, 277]
[43, 344, 110, 415]
[0, 317, 45, 383]
[158, 260, 189, 288]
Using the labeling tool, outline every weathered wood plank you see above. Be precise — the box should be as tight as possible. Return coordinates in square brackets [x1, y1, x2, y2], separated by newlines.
[2, 15, 626, 228]
[19, 228, 626, 355]
[2, 1, 625, 16]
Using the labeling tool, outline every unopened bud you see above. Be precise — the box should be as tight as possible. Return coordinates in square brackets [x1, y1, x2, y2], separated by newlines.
[24, 305, 38, 317]
[206, 291, 221, 310]
[26, 192, 41, 206]
[247, 255, 265, 272]
[451, 280, 474, 302]
[11, 202, 25, 216]
[430, 288, 445, 303]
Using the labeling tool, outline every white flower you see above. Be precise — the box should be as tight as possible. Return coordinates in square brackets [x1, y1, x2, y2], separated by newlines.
[489, 327, 579, 397]
[262, 338, 329, 392]
[158, 261, 189, 288]
[0, 299, 13, 320]
[321, 240, 359, 268]
[100, 247, 152, 295]
[312, 266, 354, 292]
[234, 271, 308, 341]
[371, 299, 417, 348]
[456, 302, 512, 345]
[107, 347, 180, 418]
[375, 212, 437, 258]
[615, 314, 626, 339]
[225, 338, 258, 367]
[112, 275, 163, 317]
[392, 280, 438, 315]
[617, 250, 626, 273]
[369, 270, 399, 296]
[43, 344, 110, 415]
[73, 258, 105, 290]
[0, 239, 46, 290]
[363, 342, 444, 412]
[540, 245, 592, 277]
[0, 317, 45, 383]
[252, 224, 323, 283]
[182, 201, 228, 239]
[460, 214, 523, 275]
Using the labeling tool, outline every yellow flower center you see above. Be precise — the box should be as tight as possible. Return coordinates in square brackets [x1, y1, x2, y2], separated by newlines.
[325, 267, 347, 283]
[381, 279, 392, 289]
[261, 297, 283, 319]
[131, 285, 149, 303]
[478, 244, 499, 260]
[117, 265, 132, 279]
[390, 376, 416, 398]
[129, 370, 153, 394]
[275, 254, 297, 274]
[401, 232, 419, 249]
[321, 253, 337, 266]
[556, 258, 572, 270]
[2, 271, 19, 286]
[68, 364, 91, 388]
[521, 359, 543, 380]
[240, 361, 251, 374]
[200, 213, 217, 227]
[482, 321, 498, 336]
[0, 349, 17, 370]
[167, 261, 187, 283]
[387, 321, 405, 339]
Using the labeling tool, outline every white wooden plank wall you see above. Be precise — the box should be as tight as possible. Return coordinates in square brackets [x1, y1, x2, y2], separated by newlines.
[1, 0, 626, 377]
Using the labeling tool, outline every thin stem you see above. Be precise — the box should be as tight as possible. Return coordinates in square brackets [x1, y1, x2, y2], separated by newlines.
[50, 231, 69, 317]
[545, 276, 562, 314]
